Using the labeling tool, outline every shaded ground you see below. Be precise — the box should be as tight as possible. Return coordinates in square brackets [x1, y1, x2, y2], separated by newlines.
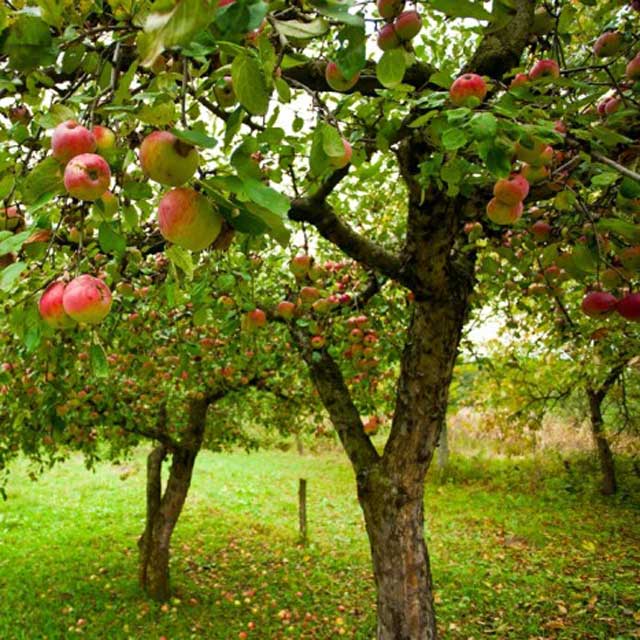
[0, 449, 638, 639]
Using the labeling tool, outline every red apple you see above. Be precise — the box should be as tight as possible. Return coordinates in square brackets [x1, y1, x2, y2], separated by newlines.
[158, 187, 223, 251]
[377, 23, 400, 51]
[393, 10, 422, 41]
[620, 246, 640, 271]
[277, 301, 296, 320]
[290, 254, 312, 279]
[62, 275, 112, 324]
[311, 335, 326, 349]
[92, 125, 116, 152]
[486, 198, 523, 225]
[377, 0, 404, 20]
[63, 153, 111, 201]
[51, 120, 97, 164]
[581, 291, 617, 318]
[0, 206, 24, 231]
[325, 62, 359, 92]
[530, 220, 552, 241]
[330, 138, 352, 169]
[8, 105, 31, 125]
[39, 281, 76, 329]
[242, 309, 267, 331]
[617, 293, 640, 321]
[529, 58, 560, 81]
[449, 74, 487, 107]
[597, 96, 622, 116]
[626, 54, 640, 81]
[139, 131, 199, 186]
[509, 73, 530, 90]
[300, 286, 321, 304]
[493, 174, 529, 205]
[594, 31, 622, 58]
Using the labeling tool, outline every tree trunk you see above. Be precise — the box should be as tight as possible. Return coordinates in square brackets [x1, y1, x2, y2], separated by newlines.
[359, 471, 436, 640]
[587, 389, 617, 496]
[138, 399, 208, 600]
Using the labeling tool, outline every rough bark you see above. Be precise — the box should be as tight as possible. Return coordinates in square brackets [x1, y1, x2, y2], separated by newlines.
[360, 471, 436, 640]
[587, 389, 617, 496]
[138, 398, 208, 601]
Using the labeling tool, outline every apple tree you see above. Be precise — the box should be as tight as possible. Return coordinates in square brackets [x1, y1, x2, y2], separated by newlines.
[1, 0, 640, 637]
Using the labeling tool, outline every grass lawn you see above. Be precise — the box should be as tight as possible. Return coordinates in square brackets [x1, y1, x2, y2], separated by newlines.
[0, 448, 639, 639]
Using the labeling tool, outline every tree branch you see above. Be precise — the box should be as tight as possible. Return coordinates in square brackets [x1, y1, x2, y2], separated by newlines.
[593, 153, 640, 183]
[289, 197, 407, 287]
[282, 59, 436, 97]
[289, 326, 380, 473]
[466, 0, 536, 79]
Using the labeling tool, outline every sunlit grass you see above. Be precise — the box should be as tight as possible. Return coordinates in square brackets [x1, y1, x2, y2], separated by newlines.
[0, 449, 638, 639]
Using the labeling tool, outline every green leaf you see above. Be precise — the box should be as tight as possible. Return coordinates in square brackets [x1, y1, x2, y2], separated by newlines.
[480, 141, 512, 178]
[272, 18, 329, 39]
[336, 24, 366, 81]
[122, 181, 153, 201]
[428, 0, 492, 20]
[597, 219, 640, 244]
[20, 157, 64, 205]
[321, 124, 345, 158]
[2, 15, 56, 72]
[113, 61, 139, 104]
[243, 202, 290, 246]
[243, 179, 290, 216]
[139, 0, 212, 67]
[376, 49, 406, 89]
[232, 53, 270, 116]
[441, 128, 468, 151]
[620, 178, 640, 199]
[215, 0, 268, 35]
[274, 77, 292, 103]
[0, 231, 31, 256]
[309, 0, 364, 26]
[171, 127, 217, 149]
[309, 126, 331, 177]
[0, 262, 26, 292]
[469, 113, 498, 141]
[89, 344, 109, 378]
[0, 175, 15, 201]
[590, 172, 619, 187]
[98, 222, 126, 257]
[138, 102, 176, 126]
[166, 245, 194, 280]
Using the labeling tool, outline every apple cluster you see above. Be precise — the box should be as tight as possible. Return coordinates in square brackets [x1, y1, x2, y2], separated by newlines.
[376, 0, 422, 52]
[509, 58, 561, 90]
[139, 130, 224, 251]
[581, 290, 640, 322]
[39, 276, 112, 328]
[35, 121, 118, 328]
[51, 120, 114, 202]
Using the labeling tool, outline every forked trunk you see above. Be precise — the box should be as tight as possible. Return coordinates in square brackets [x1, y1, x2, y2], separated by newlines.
[139, 446, 199, 600]
[359, 473, 436, 640]
[139, 398, 208, 600]
[587, 390, 617, 496]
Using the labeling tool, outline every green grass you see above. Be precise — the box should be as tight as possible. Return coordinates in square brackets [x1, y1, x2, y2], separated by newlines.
[0, 449, 639, 639]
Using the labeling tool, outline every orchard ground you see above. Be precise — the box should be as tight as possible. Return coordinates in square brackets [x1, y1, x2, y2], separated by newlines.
[0, 446, 639, 640]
